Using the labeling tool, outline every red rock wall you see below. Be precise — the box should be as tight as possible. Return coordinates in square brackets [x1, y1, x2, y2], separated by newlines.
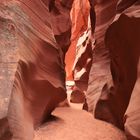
[69, 0, 95, 103]
[70, 24, 94, 103]
[0, 0, 140, 140]
[105, 1, 140, 139]
[86, 0, 118, 113]
[0, 0, 73, 139]
[72, 28, 93, 92]
[84, 0, 140, 139]
[65, 0, 90, 80]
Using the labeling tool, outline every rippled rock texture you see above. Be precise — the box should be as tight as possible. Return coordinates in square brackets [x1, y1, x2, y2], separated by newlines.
[72, 0, 140, 139]
[0, 0, 73, 139]
[70, 0, 96, 104]
[65, 0, 90, 80]
[0, 0, 140, 140]
[105, 1, 140, 139]
[85, 0, 140, 139]
[71, 24, 94, 103]
[86, 0, 118, 113]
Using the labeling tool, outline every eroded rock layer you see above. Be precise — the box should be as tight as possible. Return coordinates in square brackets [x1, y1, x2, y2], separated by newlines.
[105, 1, 140, 139]
[73, 0, 140, 139]
[86, 0, 118, 113]
[0, 0, 140, 140]
[71, 22, 94, 103]
[0, 0, 73, 140]
[65, 0, 90, 80]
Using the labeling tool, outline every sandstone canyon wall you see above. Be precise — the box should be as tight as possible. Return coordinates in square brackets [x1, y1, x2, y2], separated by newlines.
[0, 0, 73, 140]
[86, 0, 118, 113]
[69, 0, 96, 104]
[105, 1, 140, 139]
[0, 0, 140, 140]
[65, 0, 90, 80]
[71, 0, 140, 139]
[84, 0, 140, 139]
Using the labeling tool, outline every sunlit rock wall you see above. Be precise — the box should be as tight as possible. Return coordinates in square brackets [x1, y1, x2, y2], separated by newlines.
[73, 29, 93, 90]
[70, 17, 94, 103]
[65, 0, 90, 80]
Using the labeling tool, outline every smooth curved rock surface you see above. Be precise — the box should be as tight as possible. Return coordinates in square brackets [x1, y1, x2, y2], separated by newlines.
[86, 0, 118, 113]
[65, 0, 90, 80]
[70, 86, 85, 103]
[72, 29, 93, 92]
[66, 0, 92, 103]
[71, 27, 94, 103]
[1, 0, 140, 140]
[0, 0, 73, 140]
[105, 1, 140, 139]
[116, 0, 138, 13]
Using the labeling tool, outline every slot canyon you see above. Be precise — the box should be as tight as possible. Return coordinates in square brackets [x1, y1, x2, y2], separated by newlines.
[0, 0, 140, 140]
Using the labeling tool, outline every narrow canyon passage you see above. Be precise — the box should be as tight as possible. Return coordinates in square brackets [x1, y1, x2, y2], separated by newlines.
[0, 0, 140, 140]
[34, 106, 126, 140]
[34, 87, 126, 140]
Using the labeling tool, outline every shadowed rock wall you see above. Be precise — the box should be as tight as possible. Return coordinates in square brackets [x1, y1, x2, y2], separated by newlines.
[72, 0, 140, 139]
[0, 0, 140, 140]
[105, 1, 140, 139]
[86, 0, 118, 113]
[0, 0, 73, 140]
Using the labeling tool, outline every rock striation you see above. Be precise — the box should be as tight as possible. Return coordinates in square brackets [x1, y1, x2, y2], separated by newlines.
[0, 0, 73, 140]
[0, 0, 140, 140]
[84, 0, 140, 139]
[65, 0, 90, 80]
[86, 0, 118, 113]
[104, 0, 140, 139]
[73, 0, 140, 139]
[71, 22, 94, 103]
[70, 0, 95, 104]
